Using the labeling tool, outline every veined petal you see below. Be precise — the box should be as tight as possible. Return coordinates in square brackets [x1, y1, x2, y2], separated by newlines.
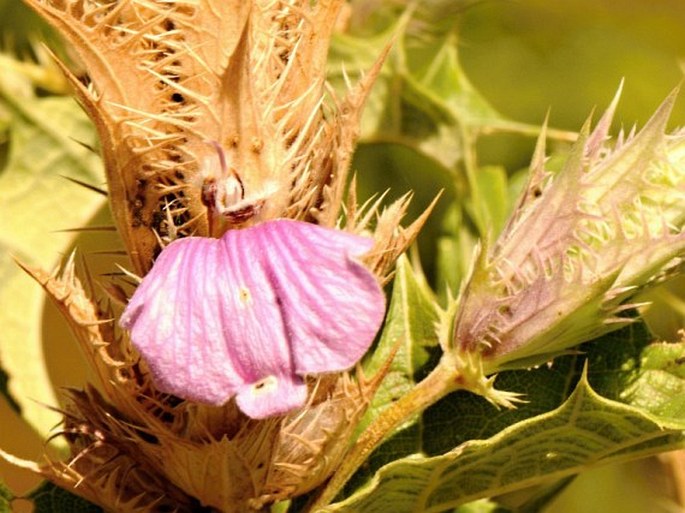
[252, 220, 385, 373]
[120, 219, 385, 419]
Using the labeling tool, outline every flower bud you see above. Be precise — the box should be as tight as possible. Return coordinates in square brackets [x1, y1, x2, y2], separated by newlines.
[453, 89, 685, 376]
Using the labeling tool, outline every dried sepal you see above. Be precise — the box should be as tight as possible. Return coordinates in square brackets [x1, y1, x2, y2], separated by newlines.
[23, 0, 399, 275]
[28, 371, 386, 512]
[341, 178, 441, 283]
[1, 387, 197, 512]
[254, 371, 382, 506]
[310, 42, 393, 227]
[14, 253, 127, 396]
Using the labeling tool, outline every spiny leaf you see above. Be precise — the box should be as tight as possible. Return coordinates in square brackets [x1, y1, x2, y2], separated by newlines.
[331, 16, 571, 168]
[320, 323, 685, 512]
[322, 368, 685, 512]
[452, 91, 685, 372]
[361, 254, 440, 432]
[28, 481, 102, 513]
[330, 13, 569, 285]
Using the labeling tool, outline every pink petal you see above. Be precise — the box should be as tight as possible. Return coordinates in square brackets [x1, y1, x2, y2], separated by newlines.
[119, 219, 385, 419]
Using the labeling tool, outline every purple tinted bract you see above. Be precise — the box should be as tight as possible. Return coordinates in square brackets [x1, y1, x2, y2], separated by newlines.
[119, 219, 385, 419]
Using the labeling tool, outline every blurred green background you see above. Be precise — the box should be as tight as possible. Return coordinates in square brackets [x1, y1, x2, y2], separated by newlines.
[1, 0, 684, 511]
[460, 0, 685, 166]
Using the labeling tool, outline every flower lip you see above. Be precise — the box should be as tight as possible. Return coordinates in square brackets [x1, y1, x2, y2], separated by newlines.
[120, 219, 385, 419]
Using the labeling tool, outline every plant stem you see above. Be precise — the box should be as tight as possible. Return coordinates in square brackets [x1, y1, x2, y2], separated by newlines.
[306, 359, 459, 511]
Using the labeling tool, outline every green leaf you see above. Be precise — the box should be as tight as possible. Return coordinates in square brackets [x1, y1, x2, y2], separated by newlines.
[0, 61, 104, 439]
[0, 479, 12, 513]
[466, 166, 509, 241]
[321, 323, 685, 512]
[28, 481, 102, 513]
[494, 475, 575, 513]
[330, 14, 510, 170]
[393, 28, 554, 172]
[331, 20, 550, 290]
[322, 373, 685, 512]
[434, 205, 478, 298]
[361, 255, 440, 430]
[340, 256, 442, 497]
[607, 341, 685, 422]
[403, 33, 505, 131]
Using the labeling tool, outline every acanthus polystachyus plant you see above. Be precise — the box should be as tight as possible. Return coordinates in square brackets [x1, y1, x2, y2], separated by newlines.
[5, 0, 433, 511]
[5, 1, 685, 512]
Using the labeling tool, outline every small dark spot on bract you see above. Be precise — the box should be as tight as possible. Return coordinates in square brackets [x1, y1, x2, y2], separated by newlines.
[171, 92, 184, 103]
[152, 211, 165, 231]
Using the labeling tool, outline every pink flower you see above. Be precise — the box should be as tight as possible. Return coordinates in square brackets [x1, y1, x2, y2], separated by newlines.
[120, 219, 385, 419]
